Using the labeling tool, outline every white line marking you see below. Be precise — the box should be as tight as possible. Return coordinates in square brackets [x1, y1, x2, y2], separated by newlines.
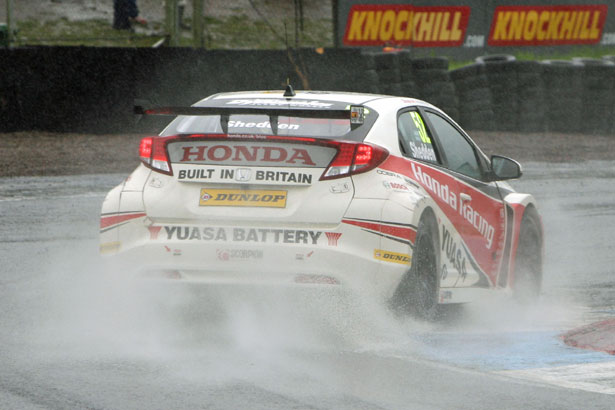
[498, 361, 615, 395]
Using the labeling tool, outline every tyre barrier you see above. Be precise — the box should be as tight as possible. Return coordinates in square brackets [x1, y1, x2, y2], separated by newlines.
[572, 58, 615, 135]
[372, 51, 402, 96]
[299, 48, 378, 94]
[397, 50, 418, 98]
[474, 55, 548, 133]
[474, 54, 516, 64]
[412, 57, 459, 122]
[1, 47, 615, 135]
[515, 60, 546, 133]
[477, 54, 519, 132]
[540, 60, 584, 133]
[450, 62, 495, 131]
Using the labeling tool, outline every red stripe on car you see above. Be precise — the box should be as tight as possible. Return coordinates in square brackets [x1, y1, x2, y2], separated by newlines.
[343, 219, 416, 243]
[100, 212, 146, 229]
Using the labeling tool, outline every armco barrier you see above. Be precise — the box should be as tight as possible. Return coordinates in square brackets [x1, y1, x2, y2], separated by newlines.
[1, 46, 615, 135]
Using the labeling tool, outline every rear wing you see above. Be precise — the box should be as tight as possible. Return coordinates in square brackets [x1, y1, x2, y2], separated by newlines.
[133, 104, 366, 134]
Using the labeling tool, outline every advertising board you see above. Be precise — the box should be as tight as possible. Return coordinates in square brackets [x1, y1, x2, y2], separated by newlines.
[335, 0, 615, 57]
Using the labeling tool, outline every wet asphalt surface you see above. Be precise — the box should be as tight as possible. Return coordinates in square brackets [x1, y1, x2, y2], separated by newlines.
[1, 161, 614, 409]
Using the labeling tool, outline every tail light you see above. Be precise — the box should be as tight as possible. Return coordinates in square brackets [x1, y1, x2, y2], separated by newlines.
[320, 142, 389, 180]
[139, 135, 388, 180]
[139, 136, 172, 174]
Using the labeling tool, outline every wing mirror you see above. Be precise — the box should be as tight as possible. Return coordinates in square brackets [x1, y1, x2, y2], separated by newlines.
[491, 155, 522, 180]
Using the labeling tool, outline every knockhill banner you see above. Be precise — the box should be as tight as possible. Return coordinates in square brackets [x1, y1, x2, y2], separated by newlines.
[336, 1, 614, 57]
[488, 5, 608, 46]
[344, 5, 471, 47]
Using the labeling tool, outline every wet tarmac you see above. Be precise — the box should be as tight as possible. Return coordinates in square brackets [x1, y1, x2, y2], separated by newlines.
[1, 161, 614, 409]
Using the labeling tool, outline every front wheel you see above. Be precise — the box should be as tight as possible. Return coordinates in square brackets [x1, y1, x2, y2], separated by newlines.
[390, 216, 439, 320]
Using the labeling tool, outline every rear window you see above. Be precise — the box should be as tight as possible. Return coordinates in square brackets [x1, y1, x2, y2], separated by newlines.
[160, 105, 378, 141]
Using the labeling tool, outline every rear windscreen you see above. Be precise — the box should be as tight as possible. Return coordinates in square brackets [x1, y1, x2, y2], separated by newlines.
[160, 111, 378, 141]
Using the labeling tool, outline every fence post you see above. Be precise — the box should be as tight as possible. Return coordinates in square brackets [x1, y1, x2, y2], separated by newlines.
[165, 0, 180, 46]
[192, 0, 204, 48]
[6, 0, 14, 47]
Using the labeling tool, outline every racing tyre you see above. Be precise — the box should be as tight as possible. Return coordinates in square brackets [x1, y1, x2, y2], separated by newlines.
[381, 83, 403, 96]
[419, 81, 455, 98]
[354, 69, 379, 84]
[390, 215, 439, 320]
[377, 68, 401, 83]
[414, 69, 450, 83]
[399, 80, 417, 96]
[373, 51, 399, 70]
[411, 57, 449, 70]
[475, 54, 516, 64]
[513, 209, 542, 303]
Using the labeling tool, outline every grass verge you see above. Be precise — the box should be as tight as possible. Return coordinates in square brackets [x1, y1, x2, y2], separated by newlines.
[13, 15, 333, 49]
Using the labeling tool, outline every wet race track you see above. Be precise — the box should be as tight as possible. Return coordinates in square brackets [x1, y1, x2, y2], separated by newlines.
[1, 161, 615, 409]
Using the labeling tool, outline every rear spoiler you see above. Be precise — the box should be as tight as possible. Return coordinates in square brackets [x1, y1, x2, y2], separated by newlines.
[134, 105, 354, 119]
[133, 104, 366, 134]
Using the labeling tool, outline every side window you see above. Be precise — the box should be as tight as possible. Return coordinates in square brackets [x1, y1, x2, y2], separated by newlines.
[425, 112, 481, 180]
[397, 111, 438, 163]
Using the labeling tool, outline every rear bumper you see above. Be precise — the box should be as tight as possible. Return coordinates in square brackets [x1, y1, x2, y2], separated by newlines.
[100, 216, 405, 299]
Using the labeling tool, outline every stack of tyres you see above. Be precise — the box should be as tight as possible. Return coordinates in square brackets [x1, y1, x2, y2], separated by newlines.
[373, 51, 402, 95]
[540, 60, 584, 133]
[515, 60, 546, 133]
[397, 50, 418, 98]
[412, 57, 459, 121]
[603, 55, 615, 134]
[573, 57, 615, 135]
[354, 51, 379, 94]
[0, 49, 33, 131]
[450, 63, 495, 131]
[476, 55, 518, 131]
[300, 49, 378, 94]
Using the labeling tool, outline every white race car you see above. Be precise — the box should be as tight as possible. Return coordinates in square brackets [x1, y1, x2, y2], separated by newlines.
[100, 87, 543, 318]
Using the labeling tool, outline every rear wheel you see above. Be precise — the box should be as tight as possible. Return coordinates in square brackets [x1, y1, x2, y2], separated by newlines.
[390, 215, 439, 320]
[513, 209, 542, 302]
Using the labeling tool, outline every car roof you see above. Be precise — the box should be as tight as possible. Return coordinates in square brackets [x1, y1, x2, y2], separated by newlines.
[202, 90, 435, 110]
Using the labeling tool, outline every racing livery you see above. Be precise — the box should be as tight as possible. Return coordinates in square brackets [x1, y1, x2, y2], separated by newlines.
[100, 89, 543, 318]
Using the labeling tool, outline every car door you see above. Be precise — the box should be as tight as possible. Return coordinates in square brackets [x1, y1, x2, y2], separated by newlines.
[394, 108, 475, 289]
[420, 108, 507, 289]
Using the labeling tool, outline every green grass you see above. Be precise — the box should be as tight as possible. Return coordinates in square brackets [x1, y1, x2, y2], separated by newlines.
[15, 18, 164, 47]
[13, 15, 333, 49]
[11, 16, 615, 68]
[199, 15, 332, 49]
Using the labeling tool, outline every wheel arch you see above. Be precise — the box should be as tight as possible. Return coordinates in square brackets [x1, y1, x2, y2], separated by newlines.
[503, 192, 544, 251]
[389, 205, 441, 318]
[504, 192, 544, 290]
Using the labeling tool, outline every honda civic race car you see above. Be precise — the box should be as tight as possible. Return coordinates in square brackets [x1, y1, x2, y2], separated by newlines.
[100, 87, 543, 318]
